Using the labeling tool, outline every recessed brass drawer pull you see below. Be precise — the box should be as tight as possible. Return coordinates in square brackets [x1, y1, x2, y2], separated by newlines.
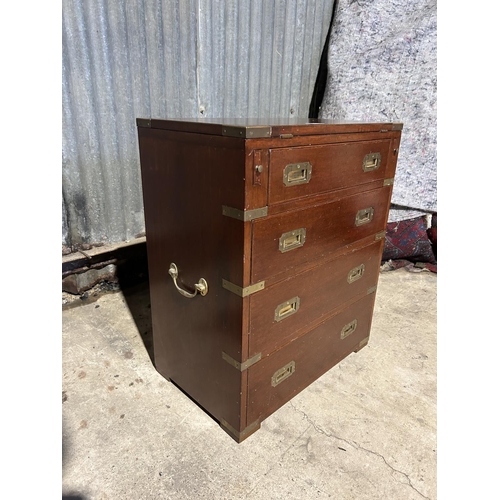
[341, 319, 358, 339]
[274, 296, 300, 322]
[355, 207, 374, 226]
[271, 361, 296, 387]
[168, 263, 208, 298]
[347, 264, 365, 284]
[279, 228, 306, 253]
[283, 162, 312, 186]
[362, 152, 381, 172]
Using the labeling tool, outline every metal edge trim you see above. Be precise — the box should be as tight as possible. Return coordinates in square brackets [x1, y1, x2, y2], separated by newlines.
[222, 279, 265, 297]
[220, 419, 261, 441]
[136, 118, 151, 128]
[356, 337, 370, 351]
[354, 336, 370, 352]
[392, 123, 404, 131]
[367, 285, 378, 295]
[222, 351, 262, 371]
[383, 178, 395, 186]
[222, 205, 268, 222]
[375, 230, 386, 241]
[222, 125, 272, 138]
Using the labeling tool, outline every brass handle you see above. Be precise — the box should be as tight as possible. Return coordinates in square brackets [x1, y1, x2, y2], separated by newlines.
[341, 319, 358, 339]
[355, 207, 374, 226]
[168, 263, 208, 298]
[272, 361, 296, 387]
[279, 228, 306, 253]
[362, 152, 381, 172]
[283, 162, 312, 186]
[274, 296, 300, 322]
[347, 264, 365, 284]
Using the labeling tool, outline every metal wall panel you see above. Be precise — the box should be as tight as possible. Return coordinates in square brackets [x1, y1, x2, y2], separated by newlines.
[62, 0, 333, 248]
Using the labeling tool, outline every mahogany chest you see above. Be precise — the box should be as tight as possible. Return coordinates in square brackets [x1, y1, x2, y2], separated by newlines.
[137, 118, 402, 442]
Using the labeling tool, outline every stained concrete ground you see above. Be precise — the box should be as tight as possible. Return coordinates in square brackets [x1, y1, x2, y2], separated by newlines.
[62, 267, 436, 500]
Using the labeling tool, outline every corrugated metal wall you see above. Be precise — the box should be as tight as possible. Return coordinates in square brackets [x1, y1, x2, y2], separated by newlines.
[62, 0, 334, 249]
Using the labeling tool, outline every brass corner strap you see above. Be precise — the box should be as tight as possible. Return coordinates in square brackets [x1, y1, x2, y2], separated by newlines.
[136, 118, 151, 128]
[383, 178, 395, 186]
[222, 351, 262, 371]
[222, 279, 265, 297]
[367, 285, 377, 295]
[220, 419, 260, 442]
[222, 125, 271, 138]
[355, 337, 370, 352]
[375, 230, 386, 241]
[222, 205, 268, 222]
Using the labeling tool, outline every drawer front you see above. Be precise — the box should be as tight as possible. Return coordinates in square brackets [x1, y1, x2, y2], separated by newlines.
[247, 292, 376, 424]
[269, 139, 392, 205]
[249, 240, 382, 358]
[252, 186, 390, 283]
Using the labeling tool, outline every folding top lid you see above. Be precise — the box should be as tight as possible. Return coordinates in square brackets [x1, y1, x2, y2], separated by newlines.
[136, 117, 403, 138]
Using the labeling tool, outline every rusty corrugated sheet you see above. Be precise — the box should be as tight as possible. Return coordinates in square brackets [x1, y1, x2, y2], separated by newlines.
[62, 0, 334, 248]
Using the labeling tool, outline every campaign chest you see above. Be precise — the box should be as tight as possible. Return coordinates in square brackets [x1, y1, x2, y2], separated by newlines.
[136, 118, 402, 442]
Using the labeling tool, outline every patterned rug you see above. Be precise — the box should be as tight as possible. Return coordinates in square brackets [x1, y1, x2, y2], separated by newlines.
[381, 214, 436, 272]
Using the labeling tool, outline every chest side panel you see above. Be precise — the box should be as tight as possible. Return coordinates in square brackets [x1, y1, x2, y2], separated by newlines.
[138, 128, 247, 430]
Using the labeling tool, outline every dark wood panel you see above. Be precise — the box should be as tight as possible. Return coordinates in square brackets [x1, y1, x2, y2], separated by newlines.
[268, 139, 392, 205]
[252, 186, 391, 283]
[248, 240, 383, 358]
[138, 127, 248, 431]
[247, 292, 377, 424]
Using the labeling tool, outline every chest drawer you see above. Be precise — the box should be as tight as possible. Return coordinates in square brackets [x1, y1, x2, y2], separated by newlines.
[251, 185, 391, 283]
[247, 291, 376, 424]
[268, 139, 393, 205]
[248, 239, 383, 358]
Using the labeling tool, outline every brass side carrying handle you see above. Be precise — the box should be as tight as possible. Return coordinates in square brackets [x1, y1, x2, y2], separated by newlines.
[168, 263, 208, 298]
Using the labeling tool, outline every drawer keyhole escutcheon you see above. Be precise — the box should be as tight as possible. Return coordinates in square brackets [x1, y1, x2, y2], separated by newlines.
[347, 264, 365, 284]
[283, 162, 312, 186]
[279, 228, 306, 253]
[341, 319, 358, 339]
[272, 361, 296, 387]
[362, 152, 381, 172]
[355, 207, 374, 226]
[274, 296, 301, 322]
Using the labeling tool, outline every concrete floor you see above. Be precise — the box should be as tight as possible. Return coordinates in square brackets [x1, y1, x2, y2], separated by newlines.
[62, 268, 436, 500]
